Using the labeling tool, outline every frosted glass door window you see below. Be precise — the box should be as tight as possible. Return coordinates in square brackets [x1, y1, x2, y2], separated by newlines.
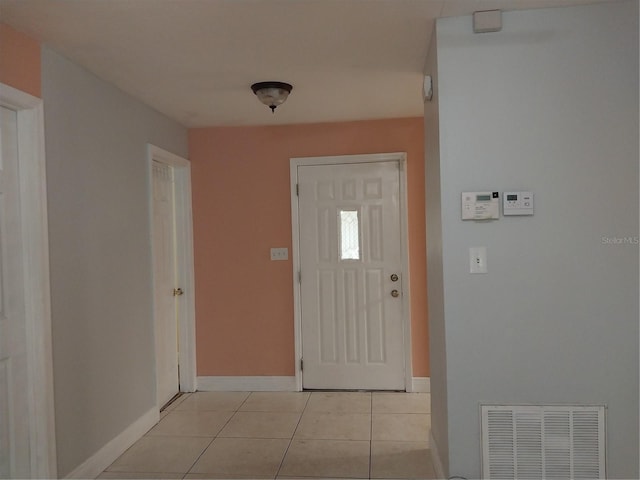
[340, 210, 360, 260]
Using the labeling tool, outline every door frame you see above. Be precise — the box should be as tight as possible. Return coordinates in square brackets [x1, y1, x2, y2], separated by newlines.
[290, 152, 413, 392]
[147, 144, 197, 400]
[0, 83, 57, 477]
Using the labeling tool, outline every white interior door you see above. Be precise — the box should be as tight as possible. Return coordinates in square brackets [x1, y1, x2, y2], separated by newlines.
[0, 106, 30, 478]
[298, 161, 405, 390]
[152, 161, 180, 408]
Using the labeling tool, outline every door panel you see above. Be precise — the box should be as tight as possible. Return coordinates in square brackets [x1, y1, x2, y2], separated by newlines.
[0, 106, 29, 478]
[298, 161, 405, 390]
[152, 161, 179, 408]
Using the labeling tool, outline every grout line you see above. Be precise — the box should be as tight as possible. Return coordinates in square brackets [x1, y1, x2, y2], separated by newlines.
[182, 392, 247, 477]
[182, 434, 216, 478]
[274, 391, 311, 478]
[236, 390, 252, 410]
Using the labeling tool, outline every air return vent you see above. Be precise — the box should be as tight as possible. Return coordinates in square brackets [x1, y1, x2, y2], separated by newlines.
[481, 405, 605, 480]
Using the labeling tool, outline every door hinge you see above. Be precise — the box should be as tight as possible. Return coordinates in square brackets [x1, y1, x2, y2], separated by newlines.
[300, 358, 303, 371]
[298, 271, 302, 283]
[296, 183, 299, 196]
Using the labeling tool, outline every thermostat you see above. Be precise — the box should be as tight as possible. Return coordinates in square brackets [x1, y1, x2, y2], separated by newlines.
[503, 191, 534, 216]
[462, 192, 500, 220]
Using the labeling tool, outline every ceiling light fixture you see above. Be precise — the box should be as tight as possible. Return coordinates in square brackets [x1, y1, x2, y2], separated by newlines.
[251, 81, 293, 113]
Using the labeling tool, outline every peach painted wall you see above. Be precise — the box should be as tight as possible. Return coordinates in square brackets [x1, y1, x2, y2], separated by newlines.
[189, 117, 429, 378]
[0, 23, 41, 97]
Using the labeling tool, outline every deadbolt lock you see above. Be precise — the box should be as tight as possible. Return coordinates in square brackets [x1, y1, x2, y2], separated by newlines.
[173, 288, 184, 296]
[390, 274, 399, 282]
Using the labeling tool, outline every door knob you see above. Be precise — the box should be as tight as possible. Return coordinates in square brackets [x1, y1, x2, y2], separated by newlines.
[391, 289, 400, 298]
[173, 288, 184, 296]
[390, 274, 399, 282]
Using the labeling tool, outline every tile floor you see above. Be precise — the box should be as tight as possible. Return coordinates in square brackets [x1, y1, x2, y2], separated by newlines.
[99, 391, 435, 479]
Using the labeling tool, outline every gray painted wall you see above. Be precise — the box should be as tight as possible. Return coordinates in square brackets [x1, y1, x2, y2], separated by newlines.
[41, 47, 188, 477]
[428, 2, 638, 477]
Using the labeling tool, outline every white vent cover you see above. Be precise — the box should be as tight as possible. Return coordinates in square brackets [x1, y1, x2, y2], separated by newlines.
[481, 405, 605, 480]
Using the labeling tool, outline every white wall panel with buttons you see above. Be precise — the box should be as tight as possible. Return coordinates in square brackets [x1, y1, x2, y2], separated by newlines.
[503, 191, 534, 216]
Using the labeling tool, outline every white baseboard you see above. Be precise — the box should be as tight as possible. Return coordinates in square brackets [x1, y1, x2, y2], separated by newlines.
[429, 430, 446, 480]
[65, 407, 159, 479]
[197, 376, 297, 392]
[411, 377, 430, 393]
[197, 376, 427, 393]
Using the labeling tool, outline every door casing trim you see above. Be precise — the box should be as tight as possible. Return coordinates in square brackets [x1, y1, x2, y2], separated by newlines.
[147, 145, 197, 401]
[0, 83, 57, 477]
[290, 152, 413, 392]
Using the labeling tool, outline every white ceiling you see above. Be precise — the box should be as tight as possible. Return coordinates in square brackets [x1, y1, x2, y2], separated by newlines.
[0, 0, 618, 127]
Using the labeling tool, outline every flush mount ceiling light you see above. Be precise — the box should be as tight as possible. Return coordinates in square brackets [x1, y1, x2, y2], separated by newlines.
[251, 81, 293, 113]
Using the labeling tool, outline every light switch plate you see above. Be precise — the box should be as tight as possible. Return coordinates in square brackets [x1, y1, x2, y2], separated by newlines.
[270, 247, 289, 261]
[469, 246, 488, 274]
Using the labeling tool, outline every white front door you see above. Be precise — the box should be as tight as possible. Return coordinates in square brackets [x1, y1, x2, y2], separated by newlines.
[152, 161, 180, 408]
[298, 161, 405, 390]
[0, 106, 30, 478]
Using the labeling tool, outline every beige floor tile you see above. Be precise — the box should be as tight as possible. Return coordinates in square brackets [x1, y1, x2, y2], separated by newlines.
[97, 472, 183, 479]
[372, 393, 430, 414]
[146, 410, 234, 437]
[185, 474, 273, 479]
[305, 392, 371, 413]
[239, 392, 310, 413]
[189, 437, 289, 477]
[218, 411, 301, 439]
[371, 414, 430, 442]
[295, 412, 371, 440]
[370, 441, 436, 479]
[106, 436, 211, 473]
[175, 392, 250, 411]
[279, 439, 369, 478]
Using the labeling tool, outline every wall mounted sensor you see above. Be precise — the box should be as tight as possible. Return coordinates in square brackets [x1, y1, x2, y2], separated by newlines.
[423, 76, 433, 102]
[473, 10, 502, 33]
